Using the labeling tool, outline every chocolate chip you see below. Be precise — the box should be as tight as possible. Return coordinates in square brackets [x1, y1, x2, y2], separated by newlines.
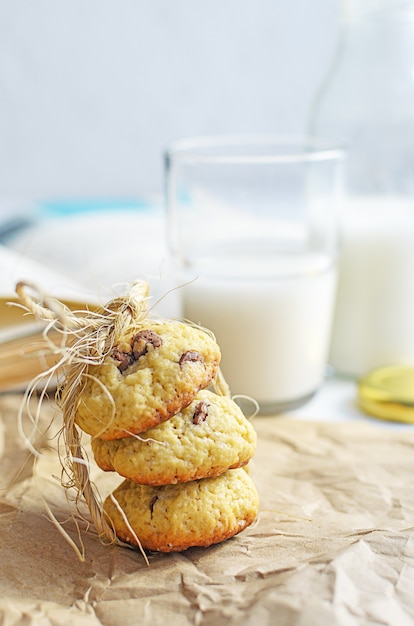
[132, 329, 163, 359]
[179, 351, 204, 368]
[149, 495, 158, 516]
[192, 400, 210, 424]
[112, 329, 163, 373]
[112, 348, 134, 372]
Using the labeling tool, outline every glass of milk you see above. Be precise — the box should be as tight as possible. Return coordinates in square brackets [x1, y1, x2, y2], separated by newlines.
[165, 135, 344, 414]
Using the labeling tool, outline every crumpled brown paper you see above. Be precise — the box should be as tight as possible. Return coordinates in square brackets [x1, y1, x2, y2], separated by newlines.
[1, 394, 414, 626]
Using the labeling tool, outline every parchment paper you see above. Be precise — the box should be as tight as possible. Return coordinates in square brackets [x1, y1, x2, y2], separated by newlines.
[0, 394, 413, 626]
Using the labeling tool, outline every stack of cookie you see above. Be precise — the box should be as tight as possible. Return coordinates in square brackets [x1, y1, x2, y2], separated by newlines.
[74, 319, 259, 553]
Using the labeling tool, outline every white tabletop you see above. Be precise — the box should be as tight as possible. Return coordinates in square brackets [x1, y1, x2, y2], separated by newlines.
[290, 374, 414, 432]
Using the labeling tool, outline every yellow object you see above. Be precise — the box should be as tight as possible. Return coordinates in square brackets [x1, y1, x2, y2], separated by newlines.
[0, 296, 98, 392]
[358, 366, 414, 424]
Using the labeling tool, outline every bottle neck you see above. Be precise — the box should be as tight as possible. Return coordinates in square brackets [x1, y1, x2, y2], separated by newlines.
[338, 0, 414, 60]
[341, 0, 414, 21]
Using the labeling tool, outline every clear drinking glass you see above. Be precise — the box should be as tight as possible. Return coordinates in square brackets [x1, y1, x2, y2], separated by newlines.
[165, 135, 344, 415]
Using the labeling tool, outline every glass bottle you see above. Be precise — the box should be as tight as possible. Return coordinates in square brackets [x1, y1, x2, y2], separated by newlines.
[309, 0, 414, 378]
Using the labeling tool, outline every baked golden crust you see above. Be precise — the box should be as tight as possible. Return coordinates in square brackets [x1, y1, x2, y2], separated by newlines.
[74, 321, 221, 440]
[91, 390, 257, 485]
[103, 468, 259, 553]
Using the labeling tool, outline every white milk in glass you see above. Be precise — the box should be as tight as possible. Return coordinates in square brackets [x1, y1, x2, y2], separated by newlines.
[181, 252, 337, 410]
[329, 196, 414, 378]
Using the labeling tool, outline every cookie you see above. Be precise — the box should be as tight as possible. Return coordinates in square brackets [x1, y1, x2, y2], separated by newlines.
[91, 390, 257, 485]
[74, 321, 221, 440]
[103, 467, 259, 553]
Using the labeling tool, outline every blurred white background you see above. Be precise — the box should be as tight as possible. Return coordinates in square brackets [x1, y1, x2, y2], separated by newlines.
[0, 0, 340, 206]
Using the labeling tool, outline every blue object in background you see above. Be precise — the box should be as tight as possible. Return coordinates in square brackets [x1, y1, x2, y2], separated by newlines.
[38, 198, 155, 218]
